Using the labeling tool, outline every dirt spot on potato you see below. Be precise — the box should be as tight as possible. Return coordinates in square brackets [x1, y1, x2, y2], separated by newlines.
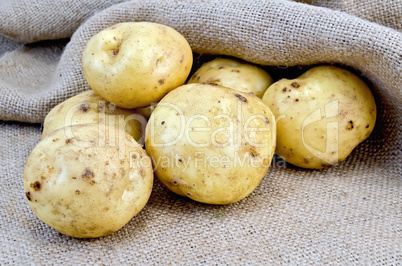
[235, 94, 247, 103]
[82, 168, 94, 178]
[158, 78, 165, 85]
[346, 121, 354, 130]
[79, 103, 89, 112]
[65, 138, 74, 144]
[282, 87, 287, 92]
[30, 181, 41, 191]
[244, 143, 259, 158]
[139, 168, 146, 178]
[231, 69, 240, 73]
[25, 192, 32, 201]
[291, 82, 300, 88]
[112, 48, 120, 56]
[250, 151, 258, 158]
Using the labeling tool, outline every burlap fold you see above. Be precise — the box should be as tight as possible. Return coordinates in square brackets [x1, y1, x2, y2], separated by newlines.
[0, 0, 401, 124]
[0, 0, 129, 43]
[0, 0, 400, 264]
[306, 0, 402, 30]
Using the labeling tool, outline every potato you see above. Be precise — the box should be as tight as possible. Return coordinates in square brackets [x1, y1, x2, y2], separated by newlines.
[262, 65, 377, 169]
[24, 124, 154, 238]
[188, 58, 273, 98]
[41, 90, 147, 143]
[145, 83, 276, 205]
[82, 22, 193, 109]
[136, 104, 157, 120]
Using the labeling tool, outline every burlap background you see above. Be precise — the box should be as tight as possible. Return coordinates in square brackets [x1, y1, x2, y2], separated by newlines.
[0, 0, 401, 264]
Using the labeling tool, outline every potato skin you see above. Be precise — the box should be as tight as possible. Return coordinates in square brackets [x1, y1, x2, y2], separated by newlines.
[262, 65, 377, 169]
[188, 58, 273, 98]
[82, 22, 193, 109]
[145, 83, 276, 205]
[136, 105, 156, 120]
[42, 90, 147, 143]
[24, 124, 154, 238]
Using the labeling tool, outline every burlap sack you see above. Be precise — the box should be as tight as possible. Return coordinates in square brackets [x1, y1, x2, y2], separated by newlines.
[0, 0, 400, 264]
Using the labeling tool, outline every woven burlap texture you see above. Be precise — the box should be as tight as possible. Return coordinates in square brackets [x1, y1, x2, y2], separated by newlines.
[0, 0, 401, 264]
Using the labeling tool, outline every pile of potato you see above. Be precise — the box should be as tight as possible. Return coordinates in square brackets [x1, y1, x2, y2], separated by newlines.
[23, 22, 376, 238]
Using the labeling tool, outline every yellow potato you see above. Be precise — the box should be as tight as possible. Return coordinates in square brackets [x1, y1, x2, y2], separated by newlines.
[262, 65, 377, 169]
[42, 90, 147, 143]
[24, 124, 154, 238]
[188, 58, 273, 98]
[82, 22, 193, 109]
[145, 83, 276, 205]
[136, 104, 157, 120]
